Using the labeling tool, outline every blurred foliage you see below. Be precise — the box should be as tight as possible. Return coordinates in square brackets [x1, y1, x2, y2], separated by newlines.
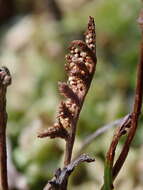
[0, 0, 143, 189]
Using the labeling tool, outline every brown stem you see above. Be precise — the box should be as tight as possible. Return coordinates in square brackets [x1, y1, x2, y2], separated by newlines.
[64, 111, 80, 165]
[0, 113, 8, 190]
[112, 10, 143, 180]
[101, 114, 131, 189]
[64, 101, 85, 166]
[106, 114, 131, 168]
[44, 154, 95, 190]
[0, 67, 11, 190]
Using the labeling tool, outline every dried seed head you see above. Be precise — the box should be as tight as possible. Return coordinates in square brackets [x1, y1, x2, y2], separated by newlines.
[38, 16, 97, 141]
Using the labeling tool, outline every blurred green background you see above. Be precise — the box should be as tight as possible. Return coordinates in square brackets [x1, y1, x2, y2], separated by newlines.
[0, 0, 143, 189]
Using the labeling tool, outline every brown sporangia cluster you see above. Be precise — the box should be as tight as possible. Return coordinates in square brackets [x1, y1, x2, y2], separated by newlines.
[38, 16, 97, 141]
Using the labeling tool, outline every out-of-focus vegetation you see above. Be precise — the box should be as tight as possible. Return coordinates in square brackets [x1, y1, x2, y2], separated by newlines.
[0, 0, 143, 189]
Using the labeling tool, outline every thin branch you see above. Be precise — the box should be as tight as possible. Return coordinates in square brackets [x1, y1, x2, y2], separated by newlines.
[43, 154, 95, 190]
[101, 114, 131, 190]
[0, 67, 11, 190]
[106, 114, 131, 167]
[112, 10, 143, 180]
[75, 115, 129, 157]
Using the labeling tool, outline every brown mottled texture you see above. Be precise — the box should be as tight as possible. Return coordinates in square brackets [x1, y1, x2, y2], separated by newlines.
[63, 17, 96, 167]
[38, 16, 96, 190]
[38, 122, 69, 140]
[38, 17, 96, 146]
[0, 67, 11, 190]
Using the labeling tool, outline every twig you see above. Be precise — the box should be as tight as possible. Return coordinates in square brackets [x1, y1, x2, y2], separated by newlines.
[106, 114, 131, 168]
[112, 9, 143, 180]
[43, 154, 95, 190]
[0, 67, 11, 190]
[101, 114, 131, 190]
[75, 115, 129, 157]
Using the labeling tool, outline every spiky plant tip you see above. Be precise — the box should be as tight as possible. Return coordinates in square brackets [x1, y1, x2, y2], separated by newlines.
[85, 16, 96, 53]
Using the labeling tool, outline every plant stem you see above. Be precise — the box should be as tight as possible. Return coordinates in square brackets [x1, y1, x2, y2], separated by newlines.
[101, 114, 131, 190]
[64, 113, 79, 166]
[0, 67, 11, 190]
[112, 10, 143, 180]
[0, 87, 8, 190]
